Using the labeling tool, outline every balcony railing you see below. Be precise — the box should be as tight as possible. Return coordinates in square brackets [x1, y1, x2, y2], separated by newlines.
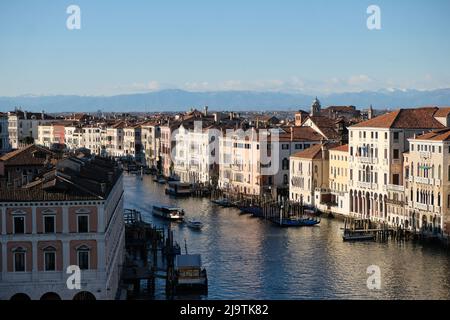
[357, 157, 378, 164]
[387, 184, 405, 192]
[414, 202, 428, 211]
[419, 151, 431, 159]
[356, 181, 373, 189]
[414, 176, 433, 185]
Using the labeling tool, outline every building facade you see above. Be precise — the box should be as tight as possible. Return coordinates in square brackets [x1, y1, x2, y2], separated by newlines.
[348, 107, 446, 223]
[8, 110, 57, 149]
[0, 157, 125, 300]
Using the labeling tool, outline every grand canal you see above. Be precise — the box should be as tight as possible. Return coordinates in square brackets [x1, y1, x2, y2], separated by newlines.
[124, 174, 450, 300]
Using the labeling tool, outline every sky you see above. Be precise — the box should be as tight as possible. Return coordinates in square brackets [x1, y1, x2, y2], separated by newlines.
[0, 0, 449, 96]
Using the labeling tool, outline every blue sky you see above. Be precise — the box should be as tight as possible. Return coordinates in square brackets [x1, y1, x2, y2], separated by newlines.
[0, 0, 449, 96]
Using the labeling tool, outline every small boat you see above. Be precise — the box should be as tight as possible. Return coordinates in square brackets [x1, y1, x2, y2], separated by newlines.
[174, 254, 208, 294]
[211, 198, 233, 207]
[152, 205, 185, 221]
[274, 216, 321, 227]
[186, 220, 204, 230]
[168, 175, 180, 182]
[165, 182, 192, 197]
[238, 205, 264, 217]
[343, 232, 376, 242]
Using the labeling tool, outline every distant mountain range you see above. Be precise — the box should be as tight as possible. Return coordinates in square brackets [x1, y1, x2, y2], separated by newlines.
[1, 88, 449, 113]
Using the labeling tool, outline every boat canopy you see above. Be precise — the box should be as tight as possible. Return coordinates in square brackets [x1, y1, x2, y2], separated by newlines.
[175, 254, 202, 269]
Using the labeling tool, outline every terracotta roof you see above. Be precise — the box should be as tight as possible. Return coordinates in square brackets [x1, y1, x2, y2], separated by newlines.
[414, 128, 450, 141]
[290, 144, 324, 160]
[352, 107, 445, 129]
[0, 157, 122, 201]
[305, 116, 341, 140]
[434, 107, 450, 117]
[0, 144, 54, 166]
[330, 144, 349, 152]
[279, 127, 323, 142]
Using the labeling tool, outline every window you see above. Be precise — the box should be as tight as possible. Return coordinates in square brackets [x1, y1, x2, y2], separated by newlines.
[393, 132, 399, 141]
[385, 132, 388, 139]
[14, 216, 25, 234]
[350, 147, 353, 156]
[304, 144, 310, 149]
[295, 144, 303, 150]
[282, 144, 289, 150]
[77, 248, 90, 270]
[44, 250, 56, 271]
[411, 144, 414, 152]
[393, 149, 399, 159]
[282, 158, 289, 170]
[77, 215, 89, 233]
[393, 174, 400, 185]
[44, 216, 55, 233]
[384, 173, 387, 185]
[14, 249, 26, 272]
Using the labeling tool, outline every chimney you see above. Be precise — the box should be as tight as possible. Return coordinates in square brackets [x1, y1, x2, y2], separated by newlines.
[229, 112, 233, 121]
[290, 127, 294, 141]
[41, 110, 45, 120]
[204, 106, 208, 116]
[24, 111, 27, 119]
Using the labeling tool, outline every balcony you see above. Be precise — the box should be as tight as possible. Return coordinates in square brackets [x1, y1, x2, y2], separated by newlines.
[414, 202, 428, 211]
[356, 181, 373, 189]
[434, 206, 442, 214]
[419, 151, 431, 159]
[435, 179, 442, 186]
[231, 164, 243, 171]
[358, 157, 378, 164]
[387, 184, 405, 192]
[415, 177, 433, 185]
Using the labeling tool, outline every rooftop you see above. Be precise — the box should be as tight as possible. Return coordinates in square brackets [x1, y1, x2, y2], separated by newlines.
[413, 128, 450, 142]
[0, 156, 122, 202]
[0, 144, 55, 166]
[352, 107, 446, 129]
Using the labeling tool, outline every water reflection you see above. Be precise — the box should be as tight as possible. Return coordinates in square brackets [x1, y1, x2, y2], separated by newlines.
[124, 174, 450, 300]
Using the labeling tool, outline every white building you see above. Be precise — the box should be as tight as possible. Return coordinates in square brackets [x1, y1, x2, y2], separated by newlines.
[8, 110, 57, 149]
[141, 122, 160, 169]
[105, 122, 125, 158]
[218, 126, 322, 197]
[173, 122, 220, 185]
[348, 107, 446, 223]
[123, 125, 143, 163]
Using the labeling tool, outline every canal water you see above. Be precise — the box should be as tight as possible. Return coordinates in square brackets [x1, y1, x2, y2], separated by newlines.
[124, 174, 450, 300]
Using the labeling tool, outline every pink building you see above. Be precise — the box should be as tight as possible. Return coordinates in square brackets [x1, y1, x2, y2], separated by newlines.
[0, 156, 125, 300]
